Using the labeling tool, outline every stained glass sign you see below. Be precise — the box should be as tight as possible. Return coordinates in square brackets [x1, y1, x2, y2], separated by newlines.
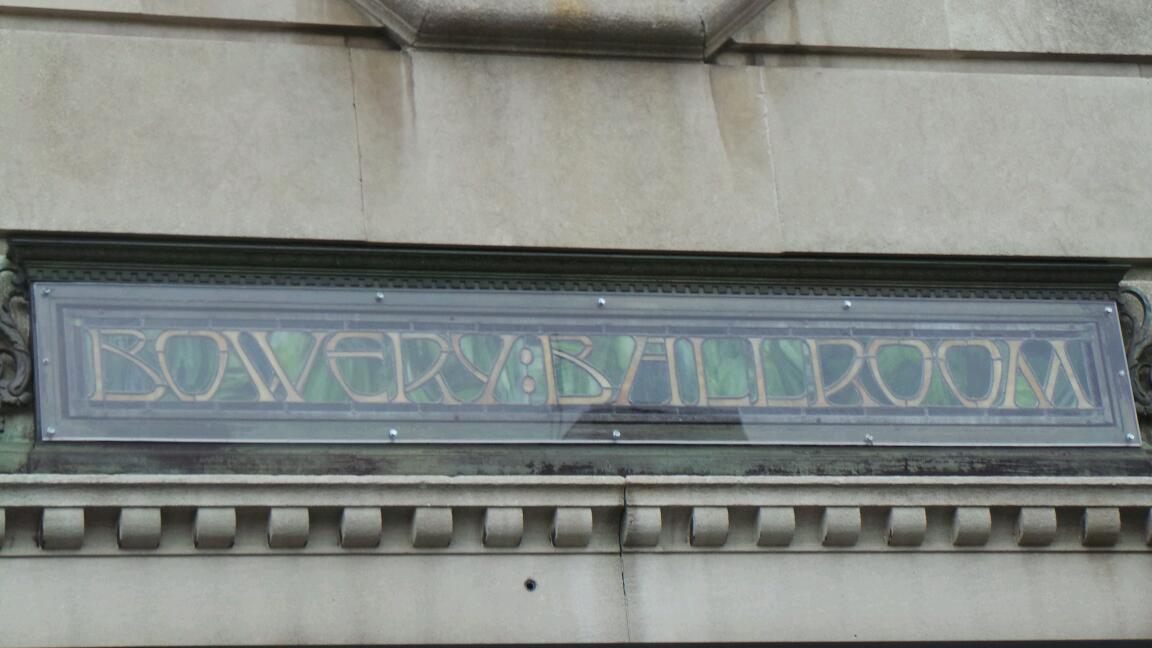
[32, 283, 1139, 445]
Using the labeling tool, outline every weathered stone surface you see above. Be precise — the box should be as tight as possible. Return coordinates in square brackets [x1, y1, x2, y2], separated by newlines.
[117, 507, 161, 550]
[0, 28, 364, 241]
[623, 553, 1152, 642]
[886, 506, 927, 547]
[761, 67, 1152, 257]
[550, 507, 593, 548]
[482, 507, 524, 548]
[621, 507, 662, 548]
[0, 555, 628, 646]
[0, 0, 377, 27]
[267, 507, 310, 549]
[755, 506, 795, 547]
[5, 23, 1151, 260]
[40, 507, 84, 550]
[819, 506, 860, 547]
[948, 0, 1152, 56]
[340, 507, 383, 549]
[411, 507, 453, 549]
[0, 476, 1151, 645]
[689, 506, 730, 547]
[734, 0, 950, 51]
[753, 53, 1141, 79]
[1081, 507, 1122, 547]
[1015, 507, 1058, 547]
[733, 0, 1152, 57]
[951, 506, 992, 547]
[194, 507, 235, 549]
[353, 50, 782, 253]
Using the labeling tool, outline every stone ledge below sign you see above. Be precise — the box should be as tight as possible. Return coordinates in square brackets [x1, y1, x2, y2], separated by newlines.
[0, 475, 1150, 556]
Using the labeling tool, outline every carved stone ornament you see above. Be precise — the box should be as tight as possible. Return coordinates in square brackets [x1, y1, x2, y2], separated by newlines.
[1119, 286, 1152, 418]
[0, 259, 32, 408]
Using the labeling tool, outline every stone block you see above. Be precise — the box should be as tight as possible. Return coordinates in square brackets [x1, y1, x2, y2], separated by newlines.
[1015, 507, 1058, 547]
[622, 553, 1152, 642]
[951, 506, 992, 547]
[482, 507, 524, 548]
[0, 28, 364, 241]
[761, 67, 1152, 258]
[886, 506, 926, 547]
[194, 507, 236, 550]
[118, 507, 161, 550]
[755, 506, 795, 547]
[411, 507, 453, 548]
[733, 0, 950, 51]
[0, 555, 629, 645]
[40, 508, 84, 551]
[1081, 507, 1121, 547]
[0, 0, 378, 27]
[353, 50, 782, 253]
[820, 507, 860, 547]
[340, 507, 383, 549]
[948, 0, 1152, 57]
[621, 507, 662, 548]
[733, 0, 1152, 57]
[689, 507, 730, 548]
[550, 507, 593, 548]
[267, 507, 310, 549]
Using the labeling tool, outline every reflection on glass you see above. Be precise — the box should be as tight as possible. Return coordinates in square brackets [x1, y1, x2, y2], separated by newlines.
[40, 284, 1130, 444]
[82, 325, 1102, 411]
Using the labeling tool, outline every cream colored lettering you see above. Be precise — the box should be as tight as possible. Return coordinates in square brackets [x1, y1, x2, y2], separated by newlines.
[247, 331, 327, 403]
[451, 334, 518, 404]
[1002, 340, 1052, 409]
[1002, 340, 1095, 410]
[323, 332, 393, 404]
[807, 339, 878, 408]
[616, 336, 686, 406]
[936, 339, 1003, 408]
[87, 328, 167, 402]
[391, 332, 460, 405]
[155, 330, 229, 402]
[866, 339, 933, 406]
[690, 337, 751, 407]
[549, 335, 613, 406]
[220, 331, 277, 403]
[748, 337, 807, 407]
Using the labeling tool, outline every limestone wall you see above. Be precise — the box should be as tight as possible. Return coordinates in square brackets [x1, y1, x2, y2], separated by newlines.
[3, 4, 1152, 644]
[2, 475, 1151, 646]
[2, 0, 1151, 258]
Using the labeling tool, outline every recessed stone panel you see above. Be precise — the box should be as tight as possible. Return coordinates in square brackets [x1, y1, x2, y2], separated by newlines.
[761, 67, 1152, 258]
[0, 29, 364, 241]
[354, 50, 782, 253]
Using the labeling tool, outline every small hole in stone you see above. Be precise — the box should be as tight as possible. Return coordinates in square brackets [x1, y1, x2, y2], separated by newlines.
[524, 578, 537, 592]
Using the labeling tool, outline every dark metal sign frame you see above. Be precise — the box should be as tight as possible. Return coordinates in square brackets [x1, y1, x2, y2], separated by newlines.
[31, 282, 1140, 447]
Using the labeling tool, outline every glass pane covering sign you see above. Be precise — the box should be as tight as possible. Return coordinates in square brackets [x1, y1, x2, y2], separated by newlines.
[32, 283, 1138, 445]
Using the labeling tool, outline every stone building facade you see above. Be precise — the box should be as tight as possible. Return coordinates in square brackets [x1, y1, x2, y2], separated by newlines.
[1, 1, 1152, 645]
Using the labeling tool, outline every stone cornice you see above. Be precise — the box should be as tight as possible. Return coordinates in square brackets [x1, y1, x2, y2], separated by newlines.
[4, 474, 1152, 507]
[2, 475, 1151, 556]
[351, 0, 775, 59]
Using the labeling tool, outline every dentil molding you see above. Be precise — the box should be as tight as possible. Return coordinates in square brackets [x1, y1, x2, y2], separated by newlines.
[2, 475, 1151, 556]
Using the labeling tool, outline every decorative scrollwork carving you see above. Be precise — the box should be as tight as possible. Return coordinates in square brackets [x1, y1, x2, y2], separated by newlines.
[1119, 286, 1152, 418]
[0, 259, 32, 408]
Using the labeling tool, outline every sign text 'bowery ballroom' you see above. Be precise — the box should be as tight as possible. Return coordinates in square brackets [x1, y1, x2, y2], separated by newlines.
[32, 284, 1138, 445]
